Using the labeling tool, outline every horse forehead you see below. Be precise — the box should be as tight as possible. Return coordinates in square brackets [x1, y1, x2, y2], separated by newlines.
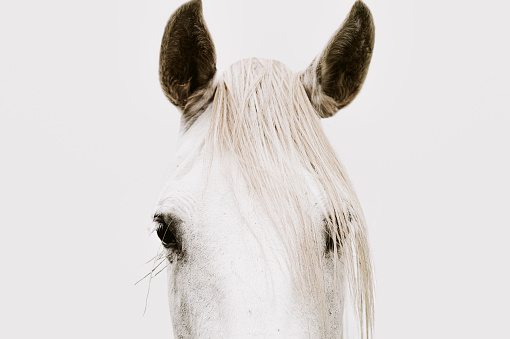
[158, 163, 324, 233]
[158, 158, 251, 218]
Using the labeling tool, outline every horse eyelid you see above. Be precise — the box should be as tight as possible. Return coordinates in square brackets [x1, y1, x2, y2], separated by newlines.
[153, 213, 165, 226]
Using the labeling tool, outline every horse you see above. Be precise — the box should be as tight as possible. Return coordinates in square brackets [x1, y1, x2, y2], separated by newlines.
[151, 0, 375, 337]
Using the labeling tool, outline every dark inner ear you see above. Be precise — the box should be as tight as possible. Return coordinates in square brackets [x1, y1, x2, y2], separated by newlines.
[159, 0, 216, 109]
[319, 1, 375, 110]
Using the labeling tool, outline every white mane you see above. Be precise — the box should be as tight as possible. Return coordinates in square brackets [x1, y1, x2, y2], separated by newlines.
[203, 58, 374, 338]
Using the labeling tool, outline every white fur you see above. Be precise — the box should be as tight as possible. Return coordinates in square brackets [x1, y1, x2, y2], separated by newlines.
[153, 59, 372, 338]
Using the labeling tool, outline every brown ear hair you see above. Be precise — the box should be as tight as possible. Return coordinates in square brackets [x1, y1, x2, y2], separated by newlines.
[301, 1, 375, 118]
[159, 0, 216, 111]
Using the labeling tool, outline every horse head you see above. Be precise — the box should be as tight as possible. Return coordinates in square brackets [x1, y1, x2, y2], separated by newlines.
[153, 1, 374, 337]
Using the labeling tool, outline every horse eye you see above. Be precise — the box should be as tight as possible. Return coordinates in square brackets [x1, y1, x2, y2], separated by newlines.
[154, 215, 179, 250]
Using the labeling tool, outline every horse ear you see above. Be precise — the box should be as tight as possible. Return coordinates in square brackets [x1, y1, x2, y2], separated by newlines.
[301, 1, 375, 118]
[159, 0, 216, 111]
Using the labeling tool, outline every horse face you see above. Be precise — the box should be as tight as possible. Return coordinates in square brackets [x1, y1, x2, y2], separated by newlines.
[154, 1, 374, 337]
[153, 106, 333, 337]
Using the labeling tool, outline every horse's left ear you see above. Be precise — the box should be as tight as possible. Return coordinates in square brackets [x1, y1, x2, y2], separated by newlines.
[159, 0, 216, 111]
[301, 1, 375, 118]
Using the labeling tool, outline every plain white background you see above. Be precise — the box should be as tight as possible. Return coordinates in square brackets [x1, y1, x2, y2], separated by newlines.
[1, 0, 509, 338]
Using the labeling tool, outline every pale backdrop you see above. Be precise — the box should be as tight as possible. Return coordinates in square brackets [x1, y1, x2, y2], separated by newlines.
[1, 0, 509, 338]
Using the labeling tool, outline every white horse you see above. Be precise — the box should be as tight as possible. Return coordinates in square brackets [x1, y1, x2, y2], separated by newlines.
[152, 0, 375, 337]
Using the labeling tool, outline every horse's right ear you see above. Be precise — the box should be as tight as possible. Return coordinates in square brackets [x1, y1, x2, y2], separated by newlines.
[301, 1, 375, 118]
[159, 0, 216, 111]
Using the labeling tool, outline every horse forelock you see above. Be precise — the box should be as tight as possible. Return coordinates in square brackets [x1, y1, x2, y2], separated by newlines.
[195, 58, 373, 338]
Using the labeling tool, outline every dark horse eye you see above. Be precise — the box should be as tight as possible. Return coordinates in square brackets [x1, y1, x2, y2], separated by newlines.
[154, 215, 179, 250]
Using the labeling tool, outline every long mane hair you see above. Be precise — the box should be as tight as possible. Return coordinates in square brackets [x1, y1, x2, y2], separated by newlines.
[204, 58, 374, 338]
